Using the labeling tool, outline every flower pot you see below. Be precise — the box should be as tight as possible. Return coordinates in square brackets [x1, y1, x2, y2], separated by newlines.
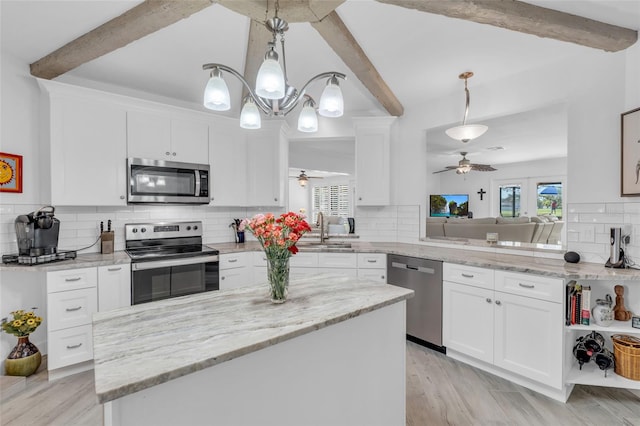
[5, 335, 41, 376]
[267, 256, 290, 304]
[237, 231, 245, 244]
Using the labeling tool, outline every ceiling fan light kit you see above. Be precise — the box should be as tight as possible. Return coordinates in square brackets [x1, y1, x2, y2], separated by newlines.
[202, 1, 346, 133]
[445, 71, 488, 143]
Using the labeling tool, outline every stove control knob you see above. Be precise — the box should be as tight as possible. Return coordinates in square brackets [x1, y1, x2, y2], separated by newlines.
[186, 226, 192, 231]
[132, 228, 138, 233]
[141, 228, 146, 233]
[194, 225, 198, 230]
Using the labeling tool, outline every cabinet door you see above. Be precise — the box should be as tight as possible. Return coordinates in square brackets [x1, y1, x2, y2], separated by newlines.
[357, 269, 387, 283]
[443, 281, 494, 363]
[48, 324, 93, 370]
[48, 287, 98, 331]
[127, 110, 171, 161]
[354, 118, 395, 206]
[97, 264, 131, 311]
[220, 268, 252, 290]
[49, 97, 127, 205]
[209, 119, 248, 206]
[171, 117, 209, 164]
[246, 123, 285, 206]
[493, 291, 563, 389]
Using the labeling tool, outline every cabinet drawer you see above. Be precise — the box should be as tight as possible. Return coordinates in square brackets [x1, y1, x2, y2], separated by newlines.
[443, 263, 494, 290]
[494, 270, 563, 303]
[290, 252, 319, 268]
[253, 251, 268, 267]
[48, 324, 93, 370]
[220, 253, 249, 269]
[318, 253, 357, 268]
[357, 269, 387, 283]
[220, 267, 252, 290]
[357, 253, 386, 269]
[48, 287, 98, 331]
[47, 267, 97, 293]
[317, 267, 358, 277]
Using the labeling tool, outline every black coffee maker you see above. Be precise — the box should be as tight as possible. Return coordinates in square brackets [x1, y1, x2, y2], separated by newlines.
[15, 206, 60, 256]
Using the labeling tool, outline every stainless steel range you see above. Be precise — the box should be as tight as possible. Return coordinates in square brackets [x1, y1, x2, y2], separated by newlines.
[125, 221, 219, 305]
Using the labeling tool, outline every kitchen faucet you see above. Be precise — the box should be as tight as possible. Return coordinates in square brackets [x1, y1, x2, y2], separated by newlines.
[318, 212, 326, 243]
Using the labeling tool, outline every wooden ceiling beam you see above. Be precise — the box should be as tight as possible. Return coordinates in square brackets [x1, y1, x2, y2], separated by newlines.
[311, 11, 404, 117]
[30, 0, 217, 80]
[377, 0, 637, 52]
[218, 0, 344, 23]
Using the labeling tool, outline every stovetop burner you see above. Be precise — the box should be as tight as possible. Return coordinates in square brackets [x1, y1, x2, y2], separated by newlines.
[126, 244, 218, 262]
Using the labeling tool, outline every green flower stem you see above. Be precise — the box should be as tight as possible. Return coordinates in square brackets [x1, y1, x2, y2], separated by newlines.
[266, 253, 290, 303]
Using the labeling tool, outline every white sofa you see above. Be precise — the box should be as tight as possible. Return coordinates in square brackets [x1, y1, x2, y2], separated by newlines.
[426, 216, 563, 244]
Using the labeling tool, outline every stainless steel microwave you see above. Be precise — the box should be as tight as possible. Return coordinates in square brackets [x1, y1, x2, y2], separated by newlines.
[127, 158, 210, 204]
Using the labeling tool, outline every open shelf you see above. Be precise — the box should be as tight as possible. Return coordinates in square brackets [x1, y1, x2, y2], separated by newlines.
[566, 362, 640, 389]
[565, 320, 640, 334]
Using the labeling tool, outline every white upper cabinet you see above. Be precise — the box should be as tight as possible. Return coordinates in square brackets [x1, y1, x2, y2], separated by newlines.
[39, 80, 127, 206]
[246, 121, 287, 207]
[354, 117, 396, 206]
[209, 118, 248, 206]
[127, 109, 209, 164]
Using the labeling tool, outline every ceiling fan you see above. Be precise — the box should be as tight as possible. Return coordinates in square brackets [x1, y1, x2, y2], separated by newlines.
[289, 170, 323, 187]
[433, 152, 497, 174]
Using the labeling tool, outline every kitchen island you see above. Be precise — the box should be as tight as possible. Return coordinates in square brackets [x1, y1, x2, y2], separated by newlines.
[93, 275, 413, 426]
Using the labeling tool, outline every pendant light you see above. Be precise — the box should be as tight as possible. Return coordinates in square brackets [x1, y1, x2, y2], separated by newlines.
[445, 72, 488, 143]
[297, 97, 318, 132]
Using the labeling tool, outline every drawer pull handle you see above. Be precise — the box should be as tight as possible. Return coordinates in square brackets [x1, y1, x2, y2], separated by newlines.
[367, 259, 377, 263]
[518, 283, 535, 289]
[495, 300, 502, 306]
[461, 273, 474, 278]
[65, 306, 82, 312]
[65, 277, 82, 282]
[486, 298, 492, 303]
[66, 343, 83, 349]
[107, 267, 122, 272]
[228, 259, 238, 263]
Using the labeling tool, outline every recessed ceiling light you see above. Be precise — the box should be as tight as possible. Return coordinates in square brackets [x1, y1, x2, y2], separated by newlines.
[486, 146, 504, 151]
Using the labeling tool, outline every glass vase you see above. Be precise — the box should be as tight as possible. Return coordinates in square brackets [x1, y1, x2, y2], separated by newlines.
[5, 335, 42, 376]
[267, 255, 290, 304]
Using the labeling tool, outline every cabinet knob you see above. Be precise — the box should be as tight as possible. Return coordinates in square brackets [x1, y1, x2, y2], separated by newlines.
[211, 197, 214, 201]
[274, 198, 278, 202]
[359, 197, 362, 201]
[120, 195, 125, 200]
[495, 300, 502, 306]
[221, 276, 225, 280]
[165, 151, 170, 156]
[172, 152, 177, 156]
[381, 275, 385, 280]
[486, 298, 492, 303]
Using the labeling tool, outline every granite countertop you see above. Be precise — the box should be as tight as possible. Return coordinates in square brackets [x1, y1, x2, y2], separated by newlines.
[92, 275, 413, 403]
[0, 251, 131, 272]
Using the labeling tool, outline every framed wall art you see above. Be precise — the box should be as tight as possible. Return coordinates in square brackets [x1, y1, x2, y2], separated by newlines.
[621, 107, 640, 196]
[0, 152, 23, 193]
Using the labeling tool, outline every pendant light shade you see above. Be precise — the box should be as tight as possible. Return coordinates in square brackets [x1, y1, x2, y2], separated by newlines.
[319, 76, 344, 117]
[446, 71, 487, 143]
[297, 97, 318, 133]
[203, 68, 231, 111]
[255, 47, 285, 100]
[240, 98, 261, 129]
[445, 124, 488, 143]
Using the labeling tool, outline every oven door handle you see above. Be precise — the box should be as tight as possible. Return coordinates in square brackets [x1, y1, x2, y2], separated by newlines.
[131, 255, 219, 271]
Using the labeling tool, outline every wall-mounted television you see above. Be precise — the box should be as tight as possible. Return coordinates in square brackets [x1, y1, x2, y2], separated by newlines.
[429, 194, 469, 217]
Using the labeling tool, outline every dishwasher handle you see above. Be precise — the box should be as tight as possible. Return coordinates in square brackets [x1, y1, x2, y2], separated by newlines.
[390, 261, 435, 274]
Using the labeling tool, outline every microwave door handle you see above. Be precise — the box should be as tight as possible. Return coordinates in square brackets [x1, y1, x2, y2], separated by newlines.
[195, 170, 201, 196]
[132, 255, 219, 271]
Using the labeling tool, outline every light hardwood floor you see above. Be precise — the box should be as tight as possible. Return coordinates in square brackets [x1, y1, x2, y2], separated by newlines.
[2, 343, 640, 426]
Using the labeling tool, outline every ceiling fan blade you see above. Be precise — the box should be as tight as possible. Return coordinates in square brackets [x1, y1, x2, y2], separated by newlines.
[470, 164, 497, 171]
[432, 168, 455, 174]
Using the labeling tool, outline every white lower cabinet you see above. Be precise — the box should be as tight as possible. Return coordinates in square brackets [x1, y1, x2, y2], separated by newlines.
[443, 263, 563, 389]
[357, 253, 387, 283]
[220, 253, 252, 290]
[97, 264, 131, 311]
[48, 325, 94, 371]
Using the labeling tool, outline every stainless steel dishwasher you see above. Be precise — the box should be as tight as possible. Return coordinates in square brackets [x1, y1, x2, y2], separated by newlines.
[387, 254, 444, 351]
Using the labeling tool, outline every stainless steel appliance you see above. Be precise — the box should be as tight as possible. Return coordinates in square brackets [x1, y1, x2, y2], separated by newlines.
[127, 158, 210, 205]
[605, 227, 625, 268]
[387, 254, 444, 352]
[126, 221, 219, 305]
[2, 206, 77, 265]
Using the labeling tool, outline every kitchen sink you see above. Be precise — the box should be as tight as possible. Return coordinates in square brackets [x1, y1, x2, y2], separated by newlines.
[297, 242, 353, 251]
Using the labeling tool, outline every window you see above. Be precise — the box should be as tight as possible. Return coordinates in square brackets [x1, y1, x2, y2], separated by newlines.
[500, 185, 521, 217]
[537, 182, 562, 218]
[312, 184, 350, 223]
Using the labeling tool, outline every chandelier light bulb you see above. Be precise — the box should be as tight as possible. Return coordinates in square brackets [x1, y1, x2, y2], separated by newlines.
[256, 47, 285, 99]
[319, 76, 344, 117]
[297, 98, 318, 133]
[240, 98, 261, 129]
[203, 68, 231, 111]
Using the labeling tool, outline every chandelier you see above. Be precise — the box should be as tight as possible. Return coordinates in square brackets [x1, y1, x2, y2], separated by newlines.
[202, 2, 346, 132]
[445, 71, 488, 143]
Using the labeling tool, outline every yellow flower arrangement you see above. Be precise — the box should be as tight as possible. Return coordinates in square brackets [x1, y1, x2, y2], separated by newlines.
[2, 310, 43, 337]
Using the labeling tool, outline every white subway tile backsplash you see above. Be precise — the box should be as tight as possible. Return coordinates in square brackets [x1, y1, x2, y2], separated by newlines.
[579, 225, 595, 243]
[568, 204, 606, 214]
[624, 203, 640, 214]
[605, 203, 625, 214]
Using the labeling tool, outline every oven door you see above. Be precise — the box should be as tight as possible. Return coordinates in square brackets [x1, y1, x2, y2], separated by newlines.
[131, 255, 219, 305]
